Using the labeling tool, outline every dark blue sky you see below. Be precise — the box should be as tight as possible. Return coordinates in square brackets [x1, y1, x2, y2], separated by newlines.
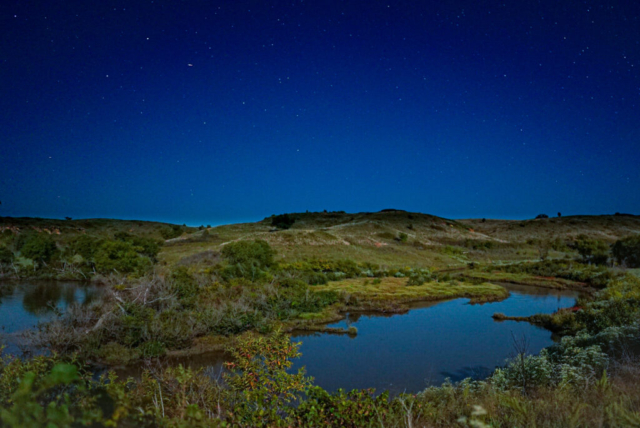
[1, 1, 639, 225]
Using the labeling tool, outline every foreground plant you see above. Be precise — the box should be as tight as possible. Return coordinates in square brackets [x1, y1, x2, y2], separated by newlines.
[223, 329, 312, 426]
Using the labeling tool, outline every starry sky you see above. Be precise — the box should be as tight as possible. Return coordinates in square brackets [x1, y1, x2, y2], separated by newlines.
[1, 1, 639, 226]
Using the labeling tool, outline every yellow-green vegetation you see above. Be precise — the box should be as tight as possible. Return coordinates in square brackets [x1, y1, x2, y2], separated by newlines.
[3, 211, 640, 279]
[464, 270, 587, 290]
[3, 212, 640, 426]
[313, 276, 509, 305]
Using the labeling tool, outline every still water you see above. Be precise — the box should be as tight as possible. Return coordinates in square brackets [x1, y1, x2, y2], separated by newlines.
[0, 281, 98, 353]
[290, 284, 578, 394]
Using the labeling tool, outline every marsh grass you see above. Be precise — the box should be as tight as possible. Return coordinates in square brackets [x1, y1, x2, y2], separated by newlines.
[313, 277, 509, 305]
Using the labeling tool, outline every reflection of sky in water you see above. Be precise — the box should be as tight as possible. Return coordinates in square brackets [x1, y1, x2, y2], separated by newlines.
[291, 285, 579, 395]
[0, 281, 97, 354]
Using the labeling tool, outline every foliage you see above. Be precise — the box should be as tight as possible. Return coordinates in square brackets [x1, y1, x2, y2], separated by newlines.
[499, 259, 618, 288]
[223, 330, 312, 426]
[114, 232, 162, 259]
[294, 387, 394, 427]
[0, 354, 114, 427]
[612, 234, 640, 268]
[0, 245, 14, 264]
[160, 224, 184, 239]
[66, 234, 103, 261]
[573, 235, 609, 265]
[94, 240, 152, 274]
[221, 239, 275, 269]
[20, 234, 58, 264]
[271, 214, 296, 230]
[170, 266, 199, 307]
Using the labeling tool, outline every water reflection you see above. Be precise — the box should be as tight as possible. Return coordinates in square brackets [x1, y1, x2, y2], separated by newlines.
[289, 284, 579, 394]
[0, 281, 98, 354]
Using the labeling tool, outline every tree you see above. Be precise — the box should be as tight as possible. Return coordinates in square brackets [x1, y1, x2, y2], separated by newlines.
[573, 235, 609, 265]
[612, 235, 640, 268]
[20, 234, 58, 264]
[271, 213, 295, 230]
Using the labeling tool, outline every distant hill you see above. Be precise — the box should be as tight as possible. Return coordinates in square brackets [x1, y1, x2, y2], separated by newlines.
[3, 211, 639, 269]
[160, 211, 640, 268]
[0, 216, 195, 243]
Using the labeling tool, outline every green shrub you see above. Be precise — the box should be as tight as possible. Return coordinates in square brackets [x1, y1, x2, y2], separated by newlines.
[139, 340, 166, 358]
[20, 234, 58, 264]
[160, 225, 183, 239]
[0, 246, 14, 264]
[114, 232, 161, 259]
[94, 240, 151, 274]
[222, 240, 275, 269]
[573, 235, 609, 265]
[295, 387, 393, 427]
[66, 235, 102, 262]
[612, 235, 640, 268]
[170, 266, 199, 306]
[271, 213, 296, 230]
[223, 329, 312, 426]
[406, 273, 428, 286]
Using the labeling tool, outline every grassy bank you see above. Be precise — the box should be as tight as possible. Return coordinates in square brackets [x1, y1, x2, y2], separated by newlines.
[313, 276, 509, 306]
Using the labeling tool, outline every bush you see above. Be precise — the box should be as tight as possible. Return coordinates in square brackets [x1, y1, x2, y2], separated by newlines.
[612, 235, 640, 268]
[222, 240, 275, 269]
[66, 235, 102, 261]
[223, 329, 312, 426]
[396, 232, 408, 243]
[159, 225, 183, 239]
[535, 214, 549, 219]
[20, 234, 58, 264]
[573, 235, 609, 265]
[170, 266, 199, 306]
[295, 387, 392, 427]
[94, 240, 151, 274]
[114, 232, 161, 259]
[271, 213, 296, 230]
[0, 246, 14, 264]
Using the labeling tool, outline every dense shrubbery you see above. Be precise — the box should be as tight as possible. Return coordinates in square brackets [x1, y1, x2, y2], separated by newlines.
[612, 234, 640, 268]
[94, 240, 153, 274]
[271, 213, 296, 230]
[160, 224, 184, 239]
[222, 239, 274, 268]
[20, 234, 58, 264]
[572, 234, 609, 265]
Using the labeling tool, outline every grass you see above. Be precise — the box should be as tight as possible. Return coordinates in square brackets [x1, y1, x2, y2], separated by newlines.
[312, 276, 509, 304]
[463, 270, 589, 290]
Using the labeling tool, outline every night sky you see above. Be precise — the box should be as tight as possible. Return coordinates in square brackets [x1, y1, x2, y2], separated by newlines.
[1, 1, 639, 226]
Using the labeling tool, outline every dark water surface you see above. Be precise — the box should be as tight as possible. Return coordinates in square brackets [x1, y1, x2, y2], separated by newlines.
[289, 284, 579, 394]
[0, 281, 98, 353]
